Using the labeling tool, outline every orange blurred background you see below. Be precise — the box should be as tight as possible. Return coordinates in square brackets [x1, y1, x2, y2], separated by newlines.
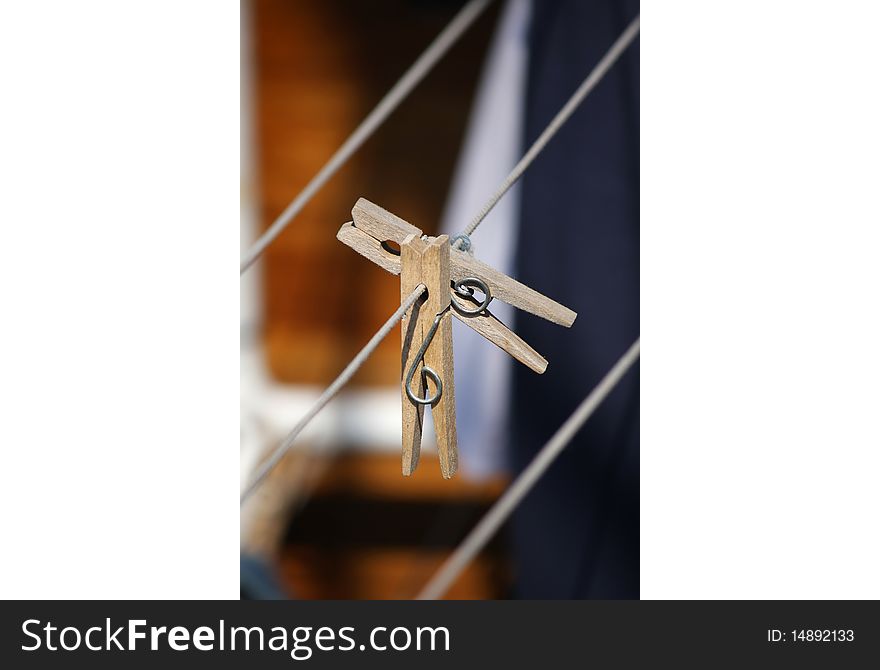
[241, 0, 511, 599]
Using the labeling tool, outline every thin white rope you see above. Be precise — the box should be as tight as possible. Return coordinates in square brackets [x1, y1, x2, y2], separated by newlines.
[416, 337, 641, 600]
[454, 14, 640, 247]
[240, 0, 494, 274]
[240, 284, 426, 504]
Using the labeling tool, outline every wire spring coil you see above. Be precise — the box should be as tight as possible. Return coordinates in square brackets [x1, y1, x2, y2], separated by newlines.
[405, 277, 492, 406]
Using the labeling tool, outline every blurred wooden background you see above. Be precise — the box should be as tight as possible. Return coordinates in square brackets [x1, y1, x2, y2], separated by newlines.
[255, 0, 497, 386]
[246, 0, 510, 599]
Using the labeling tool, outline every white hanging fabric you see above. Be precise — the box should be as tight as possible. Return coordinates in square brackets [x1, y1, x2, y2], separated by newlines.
[440, 0, 532, 479]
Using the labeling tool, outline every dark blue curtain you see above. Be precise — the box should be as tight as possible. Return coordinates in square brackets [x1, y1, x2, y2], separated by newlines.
[509, 0, 640, 599]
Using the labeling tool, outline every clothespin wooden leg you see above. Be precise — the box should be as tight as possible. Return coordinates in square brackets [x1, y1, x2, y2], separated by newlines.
[422, 235, 457, 479]
[400, 234, 427, 475]
[400, 234, 458, 478]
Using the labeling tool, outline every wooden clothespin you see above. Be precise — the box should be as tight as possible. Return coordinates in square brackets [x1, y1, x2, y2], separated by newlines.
[337, 198, 577, 478]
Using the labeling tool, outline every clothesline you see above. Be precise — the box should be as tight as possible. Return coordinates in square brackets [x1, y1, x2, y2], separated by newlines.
[416, 338, 641, 600]
[240, 284, 426, 503]
[455, 15, 641, 246]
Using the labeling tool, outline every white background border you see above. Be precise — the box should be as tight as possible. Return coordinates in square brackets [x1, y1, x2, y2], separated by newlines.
[0, 1, 239, 598]
[642, 1, 880, 598]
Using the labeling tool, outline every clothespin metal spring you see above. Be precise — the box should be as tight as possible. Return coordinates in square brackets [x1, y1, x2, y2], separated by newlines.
[404, 277, 493, 406]
[405, 309, 447, 407]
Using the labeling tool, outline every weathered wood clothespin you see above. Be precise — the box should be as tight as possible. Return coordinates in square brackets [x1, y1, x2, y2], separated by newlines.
[337, 198, 577, 478]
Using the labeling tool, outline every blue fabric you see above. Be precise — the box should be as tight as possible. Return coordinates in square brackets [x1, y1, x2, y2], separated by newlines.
[240, 554, 288, 600]
[509, 0, 640, 599]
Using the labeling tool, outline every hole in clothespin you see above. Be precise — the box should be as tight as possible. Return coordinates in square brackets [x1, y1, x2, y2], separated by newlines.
[380, 240, 401, 256]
